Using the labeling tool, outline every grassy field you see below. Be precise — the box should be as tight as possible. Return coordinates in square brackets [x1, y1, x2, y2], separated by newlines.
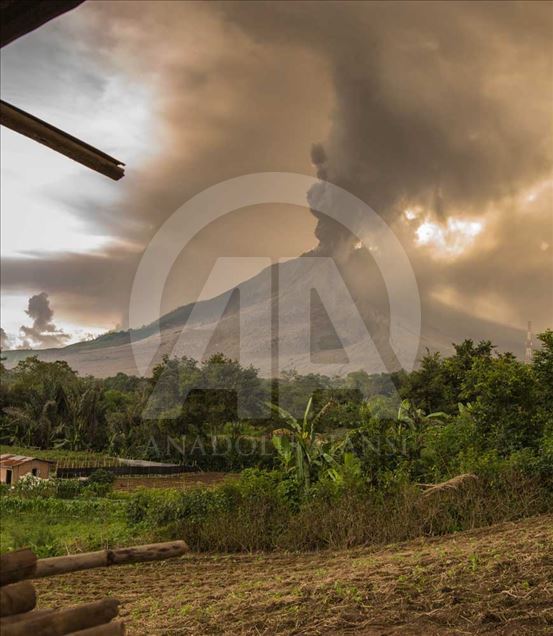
[0, 498, 139, 557]
[0, 475, 234, 556]
[35, 514, 553, 635]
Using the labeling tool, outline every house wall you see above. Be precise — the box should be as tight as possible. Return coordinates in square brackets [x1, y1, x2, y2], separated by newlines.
[0, 460, 51, 484]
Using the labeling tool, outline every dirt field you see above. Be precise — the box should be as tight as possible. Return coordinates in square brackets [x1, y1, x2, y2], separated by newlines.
[114, 472, 235, 492]
[36, 515, 552, 635]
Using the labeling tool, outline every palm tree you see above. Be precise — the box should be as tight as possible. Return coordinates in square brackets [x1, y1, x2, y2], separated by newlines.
[3, 397, 62, 448]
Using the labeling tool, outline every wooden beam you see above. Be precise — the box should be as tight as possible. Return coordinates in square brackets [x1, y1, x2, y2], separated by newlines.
[1, 598, 119, 636]
[66, 622, 125, 636]
[107, 541, 188, 566]
[0, 0, 85, 48]
[0, 100, 125, 180]
[34, 550, 108, 579]
[1, 609, 55, 627]
[0, 581, 36, 617]
[0, 549, 37, 587]
[34, 541, 188, 578]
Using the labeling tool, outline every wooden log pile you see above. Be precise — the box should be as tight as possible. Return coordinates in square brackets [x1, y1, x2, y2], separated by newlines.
[0, 541, 188, 635]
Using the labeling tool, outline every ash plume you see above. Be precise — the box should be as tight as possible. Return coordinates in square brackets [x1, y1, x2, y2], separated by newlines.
[2, 1, 551, 339]
[307, 143, 358, 257]
[216, 1, 552, 249]
[19, 292, 71, 349]
[0, 328, 10, 350]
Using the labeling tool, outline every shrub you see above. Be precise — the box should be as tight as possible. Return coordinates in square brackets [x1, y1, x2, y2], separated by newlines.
[126, 470, 291, 551]
[8, 523, 59, 557]
[124, 467, 551, 552]
[12, 474, 56, 499]
[0, 495, 125, 517]
[83, 469, 115, 497]
[88, 469, 116, 485]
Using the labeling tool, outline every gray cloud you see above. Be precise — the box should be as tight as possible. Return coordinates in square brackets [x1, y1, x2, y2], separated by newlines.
[19, 292, 71, 349]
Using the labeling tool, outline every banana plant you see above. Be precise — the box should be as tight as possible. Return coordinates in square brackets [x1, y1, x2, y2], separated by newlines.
[397, 399, 447, 431]
[269, 397, 338, 491]
[396, 399, 447, 459]
[325, 451, 362, 487]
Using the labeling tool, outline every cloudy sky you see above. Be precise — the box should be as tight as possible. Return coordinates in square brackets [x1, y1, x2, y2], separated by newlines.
[1, 0, 551, 352]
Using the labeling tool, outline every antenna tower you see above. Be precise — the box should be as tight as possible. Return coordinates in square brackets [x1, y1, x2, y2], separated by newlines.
[525, 321, 533, 364]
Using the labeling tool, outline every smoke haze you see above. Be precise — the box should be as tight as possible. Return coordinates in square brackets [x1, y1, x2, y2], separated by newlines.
[1, 1, 551, 350]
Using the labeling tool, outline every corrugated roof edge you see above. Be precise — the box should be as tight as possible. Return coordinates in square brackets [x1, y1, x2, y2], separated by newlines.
[0, 454, 56, 467]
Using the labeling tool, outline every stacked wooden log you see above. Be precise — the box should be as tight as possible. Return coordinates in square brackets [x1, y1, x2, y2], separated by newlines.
[0, 541, 188, 635]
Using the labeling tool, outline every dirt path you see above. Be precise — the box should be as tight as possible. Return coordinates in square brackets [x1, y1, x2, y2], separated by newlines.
[36, 515, 553, 635]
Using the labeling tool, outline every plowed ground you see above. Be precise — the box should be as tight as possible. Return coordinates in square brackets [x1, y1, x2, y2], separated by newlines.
[36, 515, 553, 635]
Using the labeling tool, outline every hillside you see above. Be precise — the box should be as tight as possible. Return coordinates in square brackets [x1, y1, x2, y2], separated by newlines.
[2, 255, 526, 377]
[36, 514, 553, 635]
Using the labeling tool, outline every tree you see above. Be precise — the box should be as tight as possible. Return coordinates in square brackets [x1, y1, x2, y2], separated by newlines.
[464, 353, 540, 454]
[401, 340, 495, 414]
[399, 351, 448, 413]
[1, 358, 76, 448]
[533, 330, 553, 413]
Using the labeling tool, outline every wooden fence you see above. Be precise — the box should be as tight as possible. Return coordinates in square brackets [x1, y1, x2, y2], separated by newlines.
[0, 540, 188, 634]
[56, 464, 191, 479]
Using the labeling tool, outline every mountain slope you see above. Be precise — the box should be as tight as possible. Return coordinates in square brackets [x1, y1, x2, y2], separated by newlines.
[2, 255, 526, 377]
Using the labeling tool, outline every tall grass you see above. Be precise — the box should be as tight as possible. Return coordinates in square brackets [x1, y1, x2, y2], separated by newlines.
[128, 468, 552, 552]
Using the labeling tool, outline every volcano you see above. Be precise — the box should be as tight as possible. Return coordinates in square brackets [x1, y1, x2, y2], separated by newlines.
[2, 250, 526, 378]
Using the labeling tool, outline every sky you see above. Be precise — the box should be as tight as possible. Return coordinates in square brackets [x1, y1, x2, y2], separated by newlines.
[1, 0, 552, 352]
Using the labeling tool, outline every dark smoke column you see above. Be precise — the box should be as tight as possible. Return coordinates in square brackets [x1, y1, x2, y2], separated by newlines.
[307, 143, 357, 260]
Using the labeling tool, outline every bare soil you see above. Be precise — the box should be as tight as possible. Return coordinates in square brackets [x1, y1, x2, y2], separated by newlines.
[36, 514, 553, 635]
[113, 472, 235, 492]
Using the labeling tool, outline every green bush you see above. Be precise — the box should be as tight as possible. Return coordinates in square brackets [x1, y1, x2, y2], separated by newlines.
[55, 479, 85, 499]
[0, 496, 135, 557]
[88, 469, 116, 485]
[81, 469, 116, 497]
[126, 469, 291, 551]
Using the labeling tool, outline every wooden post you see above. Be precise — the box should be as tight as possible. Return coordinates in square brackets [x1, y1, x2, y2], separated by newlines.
[1, 598, 119, 636]
[0, 1, 85, 48]
[0, 550, 37, 586]
[0, 581, 36, 617]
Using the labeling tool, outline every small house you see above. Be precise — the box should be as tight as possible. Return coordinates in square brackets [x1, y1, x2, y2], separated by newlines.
[0, 454, 54, 485]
